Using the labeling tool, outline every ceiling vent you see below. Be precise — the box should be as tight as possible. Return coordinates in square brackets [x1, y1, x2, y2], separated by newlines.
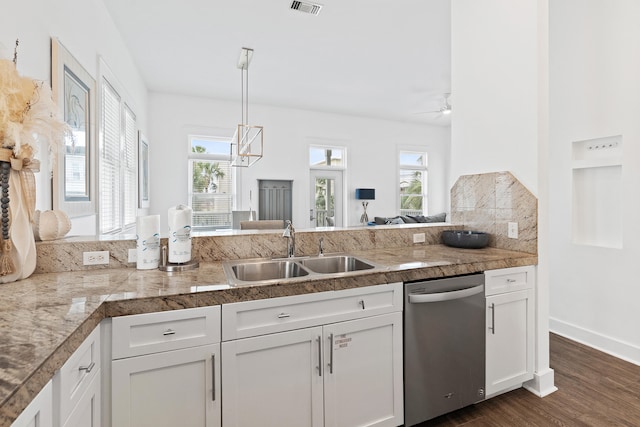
[290, 1, 323, 15]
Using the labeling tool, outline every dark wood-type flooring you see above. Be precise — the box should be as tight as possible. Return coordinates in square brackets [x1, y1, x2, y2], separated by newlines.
[416, 333, 640, 426]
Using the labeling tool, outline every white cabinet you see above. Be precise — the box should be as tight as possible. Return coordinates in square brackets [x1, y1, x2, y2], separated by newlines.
[485, 266, 535, 397]
[11, 381, 53, 427]
[54, 324, 101, 427]
[322, 313, 403, 427]
[62, 371, 100, 427]
[111, 306, 221, 427]
[222, 326, 324, 427]
[222, 283, 403, 427]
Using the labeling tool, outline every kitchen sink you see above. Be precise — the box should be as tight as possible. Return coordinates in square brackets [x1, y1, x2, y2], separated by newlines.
[223, 255, 379, 285]
[299, 255, 375, 274]
[227, 260, 310, 283]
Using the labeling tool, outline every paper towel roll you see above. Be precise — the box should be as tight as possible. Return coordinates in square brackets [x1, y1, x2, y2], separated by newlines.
[136, 215, 160, 270]
[168, 205, 192, 264]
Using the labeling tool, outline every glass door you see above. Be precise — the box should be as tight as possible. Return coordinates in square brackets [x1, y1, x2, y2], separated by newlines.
[310, 170, 343, 228]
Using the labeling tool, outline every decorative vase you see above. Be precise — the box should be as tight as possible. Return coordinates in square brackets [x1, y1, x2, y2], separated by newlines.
[0, 151, 37, 283]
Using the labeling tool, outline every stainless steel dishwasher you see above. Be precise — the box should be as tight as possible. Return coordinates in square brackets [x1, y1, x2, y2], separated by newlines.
[404, 273, 486, 426]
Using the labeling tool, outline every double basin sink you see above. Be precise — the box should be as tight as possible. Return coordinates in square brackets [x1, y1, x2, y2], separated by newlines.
[223, 255, 378, 285]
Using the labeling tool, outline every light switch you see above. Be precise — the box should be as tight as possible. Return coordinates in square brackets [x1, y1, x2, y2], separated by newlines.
[508, 222, 518, 239]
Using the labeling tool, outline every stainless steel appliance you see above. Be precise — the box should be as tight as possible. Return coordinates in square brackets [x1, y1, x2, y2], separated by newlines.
[403, 274, 486, 426]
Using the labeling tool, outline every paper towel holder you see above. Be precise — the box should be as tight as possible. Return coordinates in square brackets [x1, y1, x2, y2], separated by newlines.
[158, 245, 200, 272]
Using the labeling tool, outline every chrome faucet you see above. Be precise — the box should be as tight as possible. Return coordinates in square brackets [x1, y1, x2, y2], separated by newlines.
[318, 237, 324, 256]
[283, 220, 296, 257]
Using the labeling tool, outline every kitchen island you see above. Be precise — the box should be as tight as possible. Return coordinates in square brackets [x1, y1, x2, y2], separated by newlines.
[0, 243, 536, 426]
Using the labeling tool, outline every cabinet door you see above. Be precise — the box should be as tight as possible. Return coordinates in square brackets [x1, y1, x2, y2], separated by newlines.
[112, 343, 220, 427]
[222, 327, 324, 427]
[63, 370, 100, 427]
[11, 381, 53, 427]
[486, 289, 534, 396]
[323, 312, 403, 427]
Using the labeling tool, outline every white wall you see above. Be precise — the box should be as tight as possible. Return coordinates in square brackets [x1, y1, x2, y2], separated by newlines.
[452, 0, 556, 395]
[549, 0, 640, 363]
[148, 92, 450, 231]
[450, 0, 539, 194]
[1, 0, 148, 235]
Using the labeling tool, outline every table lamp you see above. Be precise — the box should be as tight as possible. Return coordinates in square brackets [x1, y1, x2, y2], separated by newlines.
[355, 188, 375, 225]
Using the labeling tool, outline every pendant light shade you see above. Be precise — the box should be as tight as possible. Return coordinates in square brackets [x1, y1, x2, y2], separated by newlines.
[231, 47, 263, 167]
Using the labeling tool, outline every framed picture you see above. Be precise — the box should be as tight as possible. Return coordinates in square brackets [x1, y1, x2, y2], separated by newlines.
[51, 38, 96, 218]
[138, 132, 150, 208]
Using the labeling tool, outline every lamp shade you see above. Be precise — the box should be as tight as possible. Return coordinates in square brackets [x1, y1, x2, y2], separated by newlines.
[355, 188, 375, 200]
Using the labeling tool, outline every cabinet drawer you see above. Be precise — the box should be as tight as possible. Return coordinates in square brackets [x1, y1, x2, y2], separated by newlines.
[222, 282, 402, 340]
[485, 266, 535, 296]
[112, 306, 221, 359]
[56, 325, 100, 425]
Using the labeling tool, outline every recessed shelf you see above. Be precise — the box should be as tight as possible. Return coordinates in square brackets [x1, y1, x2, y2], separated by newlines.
[571, 135, 623, 249]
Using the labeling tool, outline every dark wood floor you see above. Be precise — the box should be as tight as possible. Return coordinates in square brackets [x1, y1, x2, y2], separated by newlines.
[416, 333, 640, 426]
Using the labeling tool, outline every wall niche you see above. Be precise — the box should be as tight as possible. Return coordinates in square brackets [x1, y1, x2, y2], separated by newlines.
[571, 135, 622, 249]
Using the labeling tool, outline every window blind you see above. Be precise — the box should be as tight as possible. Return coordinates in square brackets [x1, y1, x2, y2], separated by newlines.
[123, 105, 137, 228]
[100, 80, 121, 234]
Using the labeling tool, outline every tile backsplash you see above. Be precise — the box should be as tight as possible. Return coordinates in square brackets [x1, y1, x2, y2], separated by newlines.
[32, 171, 537, 274]
[34, 223, 461, 274]
[450, 171, 537, 254]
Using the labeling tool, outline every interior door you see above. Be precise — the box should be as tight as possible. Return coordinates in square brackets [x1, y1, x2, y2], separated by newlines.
[310, 170, 343, 227]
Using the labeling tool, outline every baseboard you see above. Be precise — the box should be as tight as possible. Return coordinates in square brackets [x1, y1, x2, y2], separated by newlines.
[523, 368, 557, 397]
[550, 317, 640, 366]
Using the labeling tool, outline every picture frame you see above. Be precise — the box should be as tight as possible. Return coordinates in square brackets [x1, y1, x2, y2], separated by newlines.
[138, 131, 150, 208]
[51, 38, 96, 218]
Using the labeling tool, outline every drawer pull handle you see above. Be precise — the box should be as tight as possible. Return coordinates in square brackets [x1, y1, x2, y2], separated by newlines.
[328, 333, 334, 374]
[277, 313, 291, 319]
[489, 303, 496, 335]
[78, 362, 95, 373]
[163, 329, 176, 336]
[358, 300, 365, 310]
[506, 278, 517, 283]
[211, 354, 216, 402]
[317, 336, 322, 377]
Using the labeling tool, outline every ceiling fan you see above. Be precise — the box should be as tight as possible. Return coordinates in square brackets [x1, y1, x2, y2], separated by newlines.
[415, 94, 452, 117]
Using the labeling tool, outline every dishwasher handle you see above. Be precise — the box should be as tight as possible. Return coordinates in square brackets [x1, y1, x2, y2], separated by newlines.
[408, 284, 484, 303]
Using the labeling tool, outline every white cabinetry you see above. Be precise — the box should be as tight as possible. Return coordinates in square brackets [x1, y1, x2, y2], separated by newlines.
[11, 380, 53, 427]
[111, 306, 221, 427]
[485, 266, 535, 397]
[54, 324, 101, 427]
[221, 283, 403, 427]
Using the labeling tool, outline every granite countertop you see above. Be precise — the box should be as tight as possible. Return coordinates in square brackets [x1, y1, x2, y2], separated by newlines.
[0, 244, 536, 425]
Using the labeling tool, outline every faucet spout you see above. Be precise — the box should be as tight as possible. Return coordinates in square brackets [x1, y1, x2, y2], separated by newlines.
[283, 220, 296, 257]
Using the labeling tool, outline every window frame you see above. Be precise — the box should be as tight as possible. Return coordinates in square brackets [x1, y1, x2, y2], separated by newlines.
[97, 58, 139, 235]
[398, 148, 428, 216]
[188, 134, 236, 230]
[309, 145, 347, 171]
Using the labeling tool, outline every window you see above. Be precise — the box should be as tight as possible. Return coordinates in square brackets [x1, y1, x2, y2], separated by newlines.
[399, 150, 427, 216]
[99, 75, 137, 234]
[189, 136, 234, 229]
[309, 146, 344, 168]
[309, 146, 346, 227]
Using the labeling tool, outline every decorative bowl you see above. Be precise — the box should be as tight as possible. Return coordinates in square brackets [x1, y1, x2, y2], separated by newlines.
[441, 230, 490, 249]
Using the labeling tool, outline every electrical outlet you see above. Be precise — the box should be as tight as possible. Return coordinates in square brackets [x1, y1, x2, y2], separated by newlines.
[83, 251, 109, 266]
[413, 233, 426, 244]
[128, 248, 137, 263]
[508, 222, 518, 239]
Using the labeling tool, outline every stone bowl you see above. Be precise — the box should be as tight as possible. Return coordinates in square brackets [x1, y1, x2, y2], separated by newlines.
[441, 230, 490, 249]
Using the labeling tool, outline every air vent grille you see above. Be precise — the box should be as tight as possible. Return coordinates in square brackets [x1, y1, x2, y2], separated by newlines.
[290, 1, 323, 15]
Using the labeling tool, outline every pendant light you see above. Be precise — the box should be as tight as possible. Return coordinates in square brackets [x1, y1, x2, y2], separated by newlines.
[231, 47, 263, 167]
